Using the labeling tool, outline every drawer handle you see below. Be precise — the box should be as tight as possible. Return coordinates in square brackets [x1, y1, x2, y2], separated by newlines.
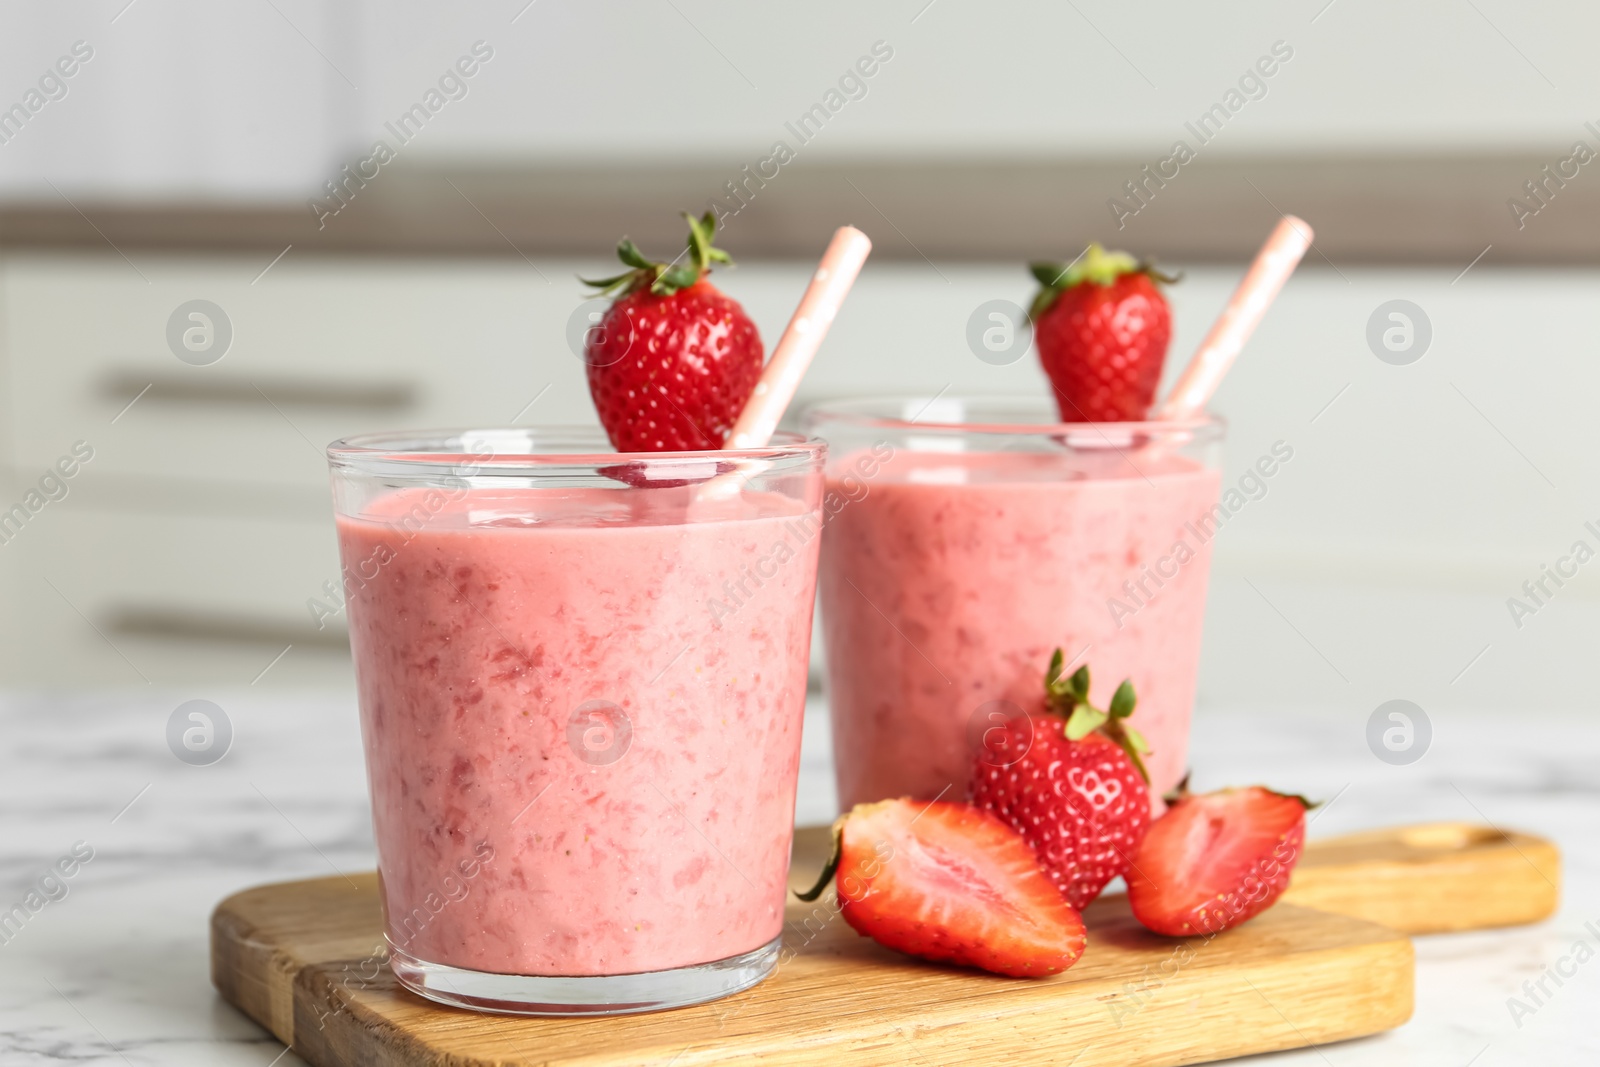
[103, 606, 350, 650]
[100, 371, 416, 411]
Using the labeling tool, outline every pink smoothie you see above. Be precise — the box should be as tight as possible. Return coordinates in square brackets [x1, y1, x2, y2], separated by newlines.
[338, 484, 820, 977]
[819, 448, 1221, 810]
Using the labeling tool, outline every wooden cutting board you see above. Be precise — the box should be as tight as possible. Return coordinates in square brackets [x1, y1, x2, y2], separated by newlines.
[211, 821, 1558, 1067]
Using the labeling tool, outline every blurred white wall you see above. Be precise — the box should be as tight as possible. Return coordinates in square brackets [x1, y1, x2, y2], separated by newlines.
[0, 0, 354, 198]
[2, 0, 1594, 198]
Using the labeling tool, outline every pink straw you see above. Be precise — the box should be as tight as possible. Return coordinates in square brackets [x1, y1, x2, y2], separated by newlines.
[727, 226, 873, 450]
[1153, 216, 1313, 420]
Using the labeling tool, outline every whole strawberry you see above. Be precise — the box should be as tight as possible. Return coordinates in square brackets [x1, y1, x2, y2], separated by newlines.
[1029, 244, 1175, 422]
[582, 212, 762, 451]
[969, 649, 1152, 910]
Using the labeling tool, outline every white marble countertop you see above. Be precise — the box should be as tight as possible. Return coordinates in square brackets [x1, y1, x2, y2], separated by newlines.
[1, 689, 1595, 1066]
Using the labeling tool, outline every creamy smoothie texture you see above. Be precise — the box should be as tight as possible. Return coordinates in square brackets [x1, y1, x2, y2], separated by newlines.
[338, 485, 820, 977]
[819, 448, 1221, 810]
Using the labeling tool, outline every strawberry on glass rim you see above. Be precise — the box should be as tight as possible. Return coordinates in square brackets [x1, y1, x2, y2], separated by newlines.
[796, 798, 1086, 978]
[581, 212, 763, 452]
[969, 649, 1153, 910]
[1029, 243, 1178, 423]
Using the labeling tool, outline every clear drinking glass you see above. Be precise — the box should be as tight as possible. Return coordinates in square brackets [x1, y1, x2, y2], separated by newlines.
[803, 397, 1225, 811]
[326, 428, 825, 1015]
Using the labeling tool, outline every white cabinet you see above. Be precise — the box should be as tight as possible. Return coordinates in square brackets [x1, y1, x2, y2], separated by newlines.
[0, 252, 591, 686]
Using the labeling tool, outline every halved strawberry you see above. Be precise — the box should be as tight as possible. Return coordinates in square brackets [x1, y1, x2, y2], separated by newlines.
[1125, 783, 1312, 937]
[798, 798, 1086, 977]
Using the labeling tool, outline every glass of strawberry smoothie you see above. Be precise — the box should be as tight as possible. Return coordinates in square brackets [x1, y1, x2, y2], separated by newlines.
[804, 397, 1224, 812]
[327, 428, 825, 1015]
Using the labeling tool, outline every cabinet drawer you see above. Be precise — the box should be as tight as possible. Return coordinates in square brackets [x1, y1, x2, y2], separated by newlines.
[2, 252, 592, 488]
[0, 500, 348, 683]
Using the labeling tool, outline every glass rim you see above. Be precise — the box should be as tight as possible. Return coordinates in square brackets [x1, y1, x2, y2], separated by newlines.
[326, 426, 825, 474]
[802, 395, 1225, 440]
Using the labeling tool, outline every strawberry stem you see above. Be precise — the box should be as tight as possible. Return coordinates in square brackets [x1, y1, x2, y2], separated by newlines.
[1161, 772, 1192, 807]
[1028, 243, 1180, 321]
[1042, 648, 1150, 783]
[580, 211, 735, 299]
[794, 821, 844, 902]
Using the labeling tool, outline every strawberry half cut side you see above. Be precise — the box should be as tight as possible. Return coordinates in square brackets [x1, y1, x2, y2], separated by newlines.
[797, 799, 1086, 978]
[1126, 783, 1314, 937]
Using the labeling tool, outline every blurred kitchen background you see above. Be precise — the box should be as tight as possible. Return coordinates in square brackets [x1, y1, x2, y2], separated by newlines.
[2, 0, 1597, 720]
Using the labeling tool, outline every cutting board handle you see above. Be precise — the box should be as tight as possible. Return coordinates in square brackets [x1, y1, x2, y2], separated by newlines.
[1281, 821, 1560, 933]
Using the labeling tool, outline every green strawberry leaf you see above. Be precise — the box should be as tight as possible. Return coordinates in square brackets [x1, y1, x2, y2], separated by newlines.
[1029, 287, 1062, 322]
[589, 216, 738, 300]
[1031, 262, 1070, 287]
[1027, 243, 1176, 322]
[652, 264, 699, 294]
[683, 212, 713, 270]
[1065, 705, 1108, 741]
[1069, 665, 1090, 701]
[578, 270, 636, 293]
[617, 239, 654, 271]
[1109, 679, 1137, 719]
[1123, 725, 1150, 754]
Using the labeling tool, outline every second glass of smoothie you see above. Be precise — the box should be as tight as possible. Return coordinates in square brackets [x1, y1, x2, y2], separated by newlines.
[806, 398, 1223, 811]
[328, 428, 825, 1015]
